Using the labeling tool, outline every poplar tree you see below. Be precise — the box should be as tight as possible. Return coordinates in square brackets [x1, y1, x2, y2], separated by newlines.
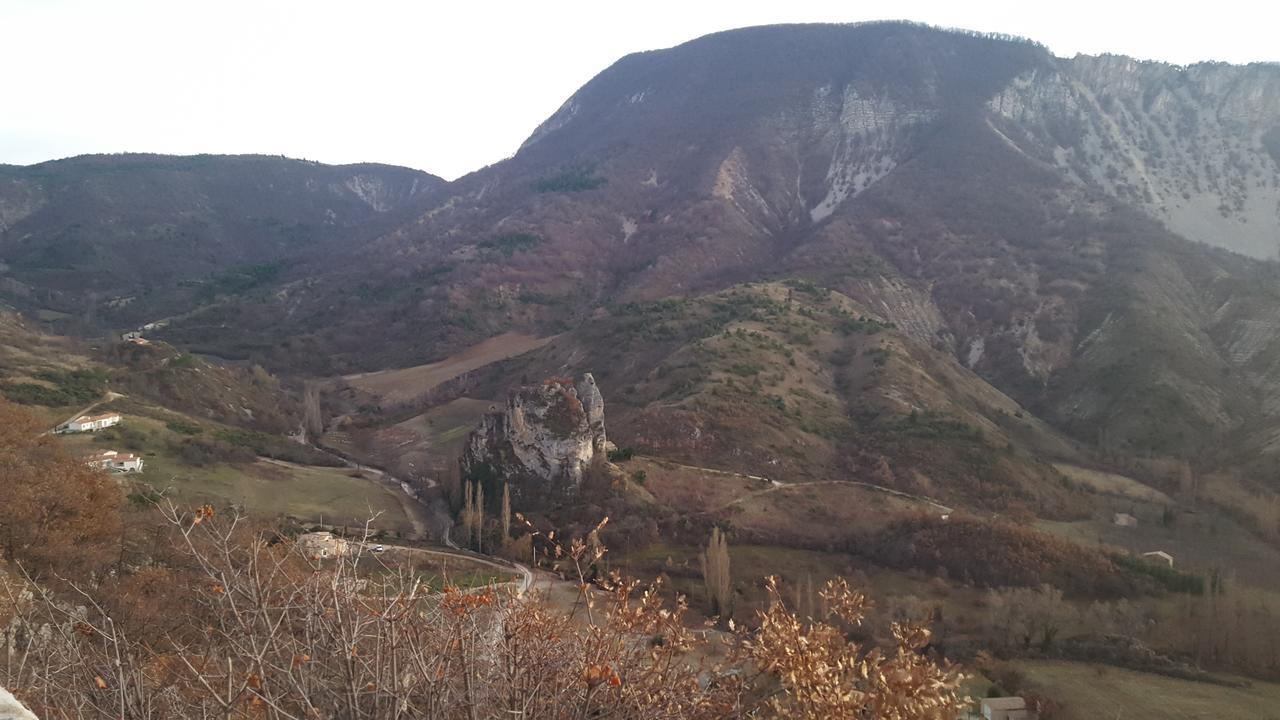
[475, 483, 486, 553]
[701, 527, 732, 619]
[501, 482, 512, 544]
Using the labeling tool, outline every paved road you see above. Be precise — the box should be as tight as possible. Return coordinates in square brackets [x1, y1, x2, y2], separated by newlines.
[42, 391, 125, 435]
[299, 442, 528, 592]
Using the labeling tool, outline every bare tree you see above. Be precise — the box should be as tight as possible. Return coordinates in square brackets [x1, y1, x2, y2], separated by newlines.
[2, 505, 966, 719]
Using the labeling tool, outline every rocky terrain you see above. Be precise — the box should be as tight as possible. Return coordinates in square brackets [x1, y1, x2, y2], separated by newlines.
[460, 374, 607, 506]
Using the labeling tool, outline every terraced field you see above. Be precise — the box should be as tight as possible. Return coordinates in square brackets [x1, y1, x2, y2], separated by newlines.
[343, 333, 551, 404]
[1018, 660, 1280, 720]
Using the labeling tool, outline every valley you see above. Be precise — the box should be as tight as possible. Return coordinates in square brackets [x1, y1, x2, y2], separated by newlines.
[3, 19, 1280, 719]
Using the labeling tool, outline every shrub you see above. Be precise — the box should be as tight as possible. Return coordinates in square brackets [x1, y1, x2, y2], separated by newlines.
[4, 507, 967, 719]
[173, 437, 255, 466]
[214, 428, 343, 466]
[477, 232, 544, 256]
[853, 514, 1175, 599]
[166, 418, 202, 435]
[0, 368, 109, 406]
[533, 166, 607, 193]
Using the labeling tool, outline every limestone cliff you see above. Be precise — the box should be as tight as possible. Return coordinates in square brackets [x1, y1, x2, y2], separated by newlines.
[989, 56, 1280, 259]
[460, 374, 606, 504]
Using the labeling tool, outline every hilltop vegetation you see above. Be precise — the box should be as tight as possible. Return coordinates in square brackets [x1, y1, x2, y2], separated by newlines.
[0, 153, 443, 335]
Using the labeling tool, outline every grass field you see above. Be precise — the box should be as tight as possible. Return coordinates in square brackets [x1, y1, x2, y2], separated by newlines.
[631, 458, 941, 543]
[397, 397, 493, 459]
[1038, 500, 1280, 592]
[57, 413, 416, 534]
[1053, 463, 1173, 504]
[719, 481, 941, 545]
[343, 333, 551, 404]
[323, 397, 492, 480]
[629, 457, 771, 514]
[1018, 660, 1280, 719]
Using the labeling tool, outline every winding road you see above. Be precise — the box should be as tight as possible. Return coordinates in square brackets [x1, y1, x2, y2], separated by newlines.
[302, 442, 532, 595]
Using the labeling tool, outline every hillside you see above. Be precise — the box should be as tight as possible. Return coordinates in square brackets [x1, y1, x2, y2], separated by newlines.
[6, 22, 1280, 541]
[7, 21, 1280, 713]
[132, 25, 1280, 477]
[0, 153, 443, 336]
[60, 22, 1272, 532]
[0, 312, 422, 534]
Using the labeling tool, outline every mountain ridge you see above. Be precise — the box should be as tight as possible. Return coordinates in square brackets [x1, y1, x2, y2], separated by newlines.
[6, 22, 1280, 484]
[0, 152, 445, 334]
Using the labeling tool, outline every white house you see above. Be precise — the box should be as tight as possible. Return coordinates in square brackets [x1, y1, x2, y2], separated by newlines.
[63, 412, 121, 433]
[1112, 512, 1138, 527]
[85, 450, 144, 473]
[298, 532, 349, 559]
[981, 696, 1032, 720]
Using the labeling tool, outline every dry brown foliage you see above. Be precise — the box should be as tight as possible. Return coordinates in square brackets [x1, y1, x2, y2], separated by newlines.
[0, 398, 122, 580]
[0, 505, 966, 719]
[740, 577, 964, 719]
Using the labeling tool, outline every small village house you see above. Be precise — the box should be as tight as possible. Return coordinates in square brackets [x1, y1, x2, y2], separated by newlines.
[62, 412, 122, 433]
[1112, 512, 1138, 527]
[298, 532, 349, 559]
[1142, 550, 1174, 568]
[981, 696, 1032, 720]
[85, 449, 144, 473]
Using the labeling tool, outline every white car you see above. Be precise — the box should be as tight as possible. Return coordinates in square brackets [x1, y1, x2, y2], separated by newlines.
[372, 544, 385, 553]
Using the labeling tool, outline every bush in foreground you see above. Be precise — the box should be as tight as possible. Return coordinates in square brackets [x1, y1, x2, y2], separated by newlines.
[2, 509, 965, 719]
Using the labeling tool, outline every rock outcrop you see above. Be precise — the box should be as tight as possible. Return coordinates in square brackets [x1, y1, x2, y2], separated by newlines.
[460, 374, 607, 504]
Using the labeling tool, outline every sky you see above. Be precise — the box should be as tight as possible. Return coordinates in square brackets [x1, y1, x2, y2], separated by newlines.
[2, 0, 1277, 180]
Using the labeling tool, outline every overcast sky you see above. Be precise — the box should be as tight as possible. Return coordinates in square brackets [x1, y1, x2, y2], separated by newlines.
[2, 0, 1277, 179]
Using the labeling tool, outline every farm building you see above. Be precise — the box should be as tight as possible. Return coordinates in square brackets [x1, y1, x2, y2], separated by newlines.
[85, 450, 144, 473]
[298, 532, 349, 559]
[62, 412, 122, 433]
[1112, 512, 1138, 527]
[1141, 550, 1174, 568]
[981, 696, 1032, 720]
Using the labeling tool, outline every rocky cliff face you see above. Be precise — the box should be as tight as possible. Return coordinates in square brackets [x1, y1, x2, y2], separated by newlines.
[0, 176, 43, 233]
[990, 56, 1280, 259]
[460, 374, 606, 504]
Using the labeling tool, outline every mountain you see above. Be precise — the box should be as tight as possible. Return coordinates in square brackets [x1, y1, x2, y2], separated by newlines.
[168, 22, 1280, 465]
[0, 153, 443, 334]
[10, 22, 1280, 705]
[9, 22, 1280, 498]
